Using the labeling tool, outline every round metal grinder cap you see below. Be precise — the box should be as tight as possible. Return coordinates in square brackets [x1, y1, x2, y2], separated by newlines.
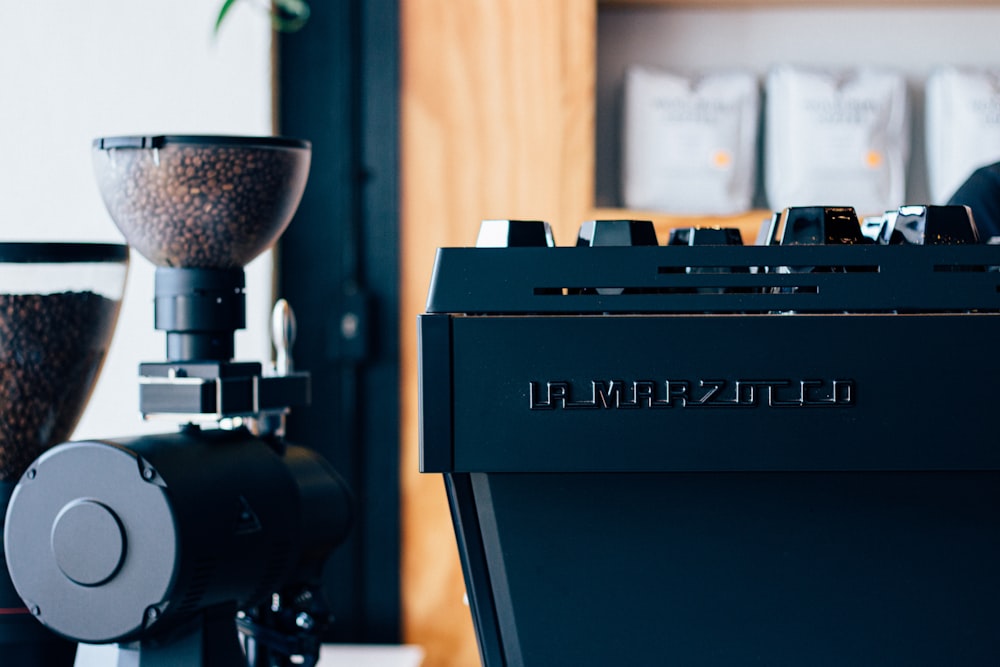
[4, 441, 178, 643]
[51, 499, 126, 586]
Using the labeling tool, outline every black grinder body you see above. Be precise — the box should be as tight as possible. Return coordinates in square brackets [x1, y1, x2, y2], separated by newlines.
[3, 427, 351, 650]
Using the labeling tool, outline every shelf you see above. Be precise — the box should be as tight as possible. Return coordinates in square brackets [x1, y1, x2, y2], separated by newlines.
[591, 207, 771, 244]
[596, 1, 1000, 216]
[600, 0, 1000, 6]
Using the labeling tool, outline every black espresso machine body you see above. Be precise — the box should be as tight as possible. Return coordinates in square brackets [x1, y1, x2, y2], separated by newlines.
[419, 226, 1000, 666]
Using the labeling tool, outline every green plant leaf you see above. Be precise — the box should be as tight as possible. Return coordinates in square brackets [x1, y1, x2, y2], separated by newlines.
[215, 0, 311, 35]
[272, 0, 310, 33]
[214, 0, 240, 34]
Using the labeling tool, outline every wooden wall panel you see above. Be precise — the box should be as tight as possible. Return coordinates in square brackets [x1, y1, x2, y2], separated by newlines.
[400, 2, 595, 665]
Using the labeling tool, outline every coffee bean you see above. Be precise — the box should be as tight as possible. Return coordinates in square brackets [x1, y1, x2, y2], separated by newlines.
[94, 144, 309, 269]
[0, 292, 119, 481]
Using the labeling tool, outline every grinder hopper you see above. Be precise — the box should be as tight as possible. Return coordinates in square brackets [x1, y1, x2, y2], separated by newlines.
[92, 134, 310, 270]
[92, 135, 311, 363]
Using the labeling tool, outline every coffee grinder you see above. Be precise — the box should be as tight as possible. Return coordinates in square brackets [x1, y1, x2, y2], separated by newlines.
[3, 135, 352, 667]
[0, 241, 128, 665]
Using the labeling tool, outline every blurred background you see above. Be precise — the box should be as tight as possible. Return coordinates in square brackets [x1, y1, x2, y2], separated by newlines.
[6, 2, 1000, 667]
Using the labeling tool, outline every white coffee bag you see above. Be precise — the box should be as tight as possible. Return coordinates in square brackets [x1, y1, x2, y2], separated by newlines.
[621, 66, 759, 215]
[926, 66, 1000, 204]
[765, 65, 908, 216]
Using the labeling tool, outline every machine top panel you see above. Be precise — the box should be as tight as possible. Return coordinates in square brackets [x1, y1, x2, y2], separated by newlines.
[426, 245, 1000, 315]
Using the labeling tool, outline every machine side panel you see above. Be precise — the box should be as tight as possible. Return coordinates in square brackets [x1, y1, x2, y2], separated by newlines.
[444, 474, 507, 667]
[418, 314, 454, 472]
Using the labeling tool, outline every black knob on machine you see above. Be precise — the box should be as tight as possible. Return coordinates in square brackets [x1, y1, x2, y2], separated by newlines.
[667, 227, 692, 246]
[576, 219, 658, 247]
[476, 219, 555, 247]
[672, 227, 748, 293]
[668, 227, 743, 247]
[572, 220, 657, 296]
[686, 227, 744, 246]
[772, 207, 869, 292]
[778, 206, 871, 246]
[877, 204, 980, 245]
[756, 212, 782, 245]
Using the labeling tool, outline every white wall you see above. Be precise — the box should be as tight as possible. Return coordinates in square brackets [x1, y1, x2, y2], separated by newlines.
[0, 0, 275, 439]
[598, 6, 1000, 208]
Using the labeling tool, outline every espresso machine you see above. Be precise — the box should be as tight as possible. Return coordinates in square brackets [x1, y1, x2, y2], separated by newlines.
[3, 135, 352, 667]
[420, 207, 1000, 665]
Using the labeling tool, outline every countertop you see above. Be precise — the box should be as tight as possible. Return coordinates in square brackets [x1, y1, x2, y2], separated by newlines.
[75, 642, 425, 666]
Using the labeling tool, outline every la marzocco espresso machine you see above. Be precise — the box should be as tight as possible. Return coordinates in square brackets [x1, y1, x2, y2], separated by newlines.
[420, 208, 1000, 666]
[3, 135, 352, 667]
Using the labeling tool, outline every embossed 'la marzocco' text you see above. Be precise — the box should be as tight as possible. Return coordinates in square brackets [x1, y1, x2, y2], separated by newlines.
[529, 379, 855, 410]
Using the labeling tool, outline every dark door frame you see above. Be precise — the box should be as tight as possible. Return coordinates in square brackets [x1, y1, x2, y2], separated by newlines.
[275, 0, 399, 643]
